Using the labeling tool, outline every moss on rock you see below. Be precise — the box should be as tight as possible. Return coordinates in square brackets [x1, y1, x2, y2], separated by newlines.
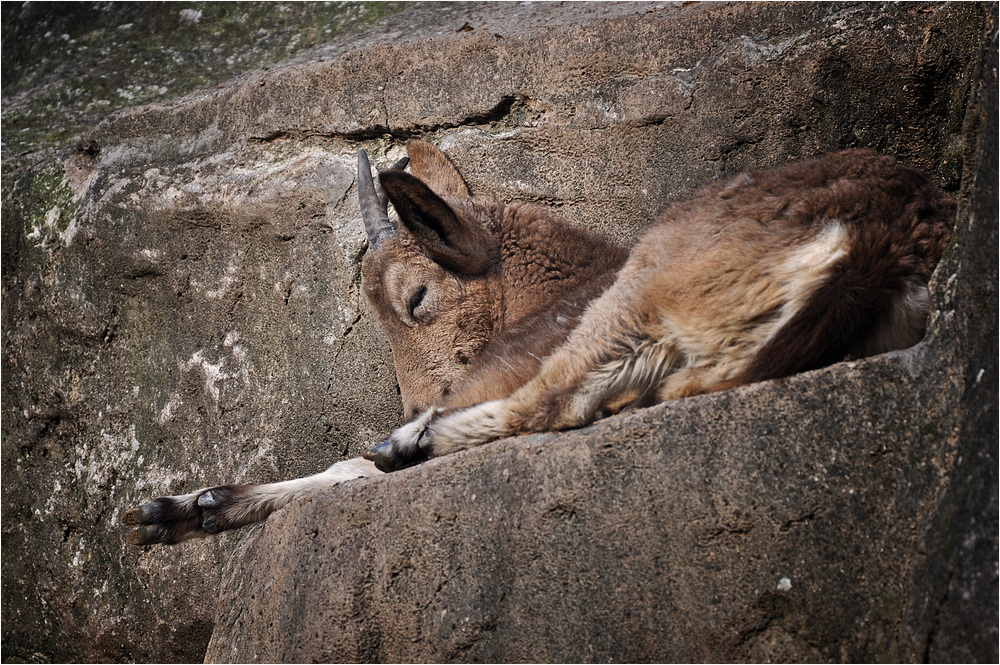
[4, 160, 80, 249]
[1, 1, 406, 158]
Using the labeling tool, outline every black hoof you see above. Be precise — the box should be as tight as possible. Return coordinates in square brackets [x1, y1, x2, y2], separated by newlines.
[127, 524, 164, 546]
[122, 500, 164, 525]
[202, 516, 223, 533]
[364, 440, 428, 473]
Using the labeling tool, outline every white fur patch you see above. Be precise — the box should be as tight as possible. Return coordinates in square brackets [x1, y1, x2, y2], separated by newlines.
[431, 400, 511, 454]
[762, 222, 850, 347]
[386, 408, 436, 453]
[567, 338, 680, 424]
[226, 457, 382, 524]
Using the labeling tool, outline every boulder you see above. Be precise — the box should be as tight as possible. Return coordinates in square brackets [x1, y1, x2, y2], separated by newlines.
[2, 2, 994, 662]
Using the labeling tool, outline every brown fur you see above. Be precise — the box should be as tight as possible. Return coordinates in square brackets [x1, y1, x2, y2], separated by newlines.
[364, 149, 627, 418]
[369, 145, 954, 471]
[124, 141, 955, 543]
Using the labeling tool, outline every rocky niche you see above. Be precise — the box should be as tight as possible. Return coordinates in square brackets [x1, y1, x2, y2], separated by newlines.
[2, 2, 995, 662]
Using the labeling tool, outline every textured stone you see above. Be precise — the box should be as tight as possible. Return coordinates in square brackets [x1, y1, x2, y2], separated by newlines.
[1, 2, 994, 663]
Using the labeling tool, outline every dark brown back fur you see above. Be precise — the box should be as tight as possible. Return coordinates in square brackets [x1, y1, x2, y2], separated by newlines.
[738, 150, 955, 382]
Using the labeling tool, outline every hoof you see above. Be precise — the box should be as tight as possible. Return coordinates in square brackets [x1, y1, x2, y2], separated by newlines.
[202, 516, 223, 534]
[127, 524, 164, 546]
[121, 501, 162, 526]
[362, 440, 396, 473]
[364, 439, 428, 473]
[123, 484, 248, 546]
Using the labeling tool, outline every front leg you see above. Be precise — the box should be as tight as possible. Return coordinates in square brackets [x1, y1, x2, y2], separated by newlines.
[367, 270, 682, 470]
[123, 457, 381, 545]
[365, 344, 666, 472]
[365, 400, 514, 472]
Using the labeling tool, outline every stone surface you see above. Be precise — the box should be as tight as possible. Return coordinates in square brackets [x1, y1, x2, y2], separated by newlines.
[1, 2, 995, 663]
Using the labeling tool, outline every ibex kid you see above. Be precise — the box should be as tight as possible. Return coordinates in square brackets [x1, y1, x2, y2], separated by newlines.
[124, 141, 954, 545]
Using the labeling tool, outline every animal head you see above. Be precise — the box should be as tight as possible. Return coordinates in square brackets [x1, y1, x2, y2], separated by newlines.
[358, 142, 504, 418]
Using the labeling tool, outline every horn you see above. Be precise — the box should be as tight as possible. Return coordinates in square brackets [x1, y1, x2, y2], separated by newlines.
[358, 149, 408, 249]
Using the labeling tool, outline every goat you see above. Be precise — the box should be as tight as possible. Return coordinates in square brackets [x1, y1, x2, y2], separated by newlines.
[123, 141, 954, 545]
[123, 142, 626, 545]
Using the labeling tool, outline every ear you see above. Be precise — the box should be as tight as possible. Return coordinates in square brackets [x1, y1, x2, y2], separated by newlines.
[405, 141, 472, 199]
[380, 170, 497, 276]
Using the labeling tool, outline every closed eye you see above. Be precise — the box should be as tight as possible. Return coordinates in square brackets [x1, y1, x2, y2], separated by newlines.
[408, 285, 427, 318]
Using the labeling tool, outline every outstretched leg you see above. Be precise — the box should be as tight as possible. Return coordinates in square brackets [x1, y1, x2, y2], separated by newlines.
[366, 271, 683, 471]
[123, 457, 381, 545]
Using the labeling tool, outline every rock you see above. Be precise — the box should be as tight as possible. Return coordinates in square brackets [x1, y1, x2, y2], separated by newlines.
[1, 2, 994, 662]
[206, 8, 999, 660]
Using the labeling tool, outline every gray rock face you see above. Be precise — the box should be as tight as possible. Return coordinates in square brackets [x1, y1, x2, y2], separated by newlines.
[2, 2, 995, 662]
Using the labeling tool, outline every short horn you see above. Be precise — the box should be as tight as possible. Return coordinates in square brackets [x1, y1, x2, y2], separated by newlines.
[358, 148, 397, 248]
